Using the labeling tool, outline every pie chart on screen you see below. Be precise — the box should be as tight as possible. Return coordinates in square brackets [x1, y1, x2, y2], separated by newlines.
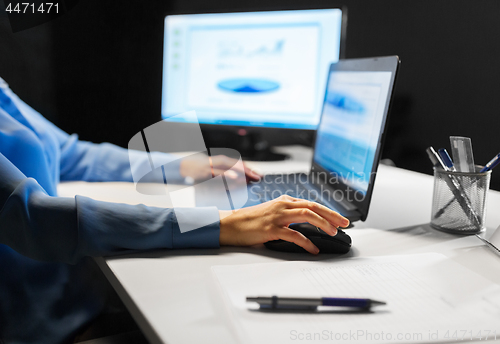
[326, 93, 365, 113]
[217, 78, 280, 93]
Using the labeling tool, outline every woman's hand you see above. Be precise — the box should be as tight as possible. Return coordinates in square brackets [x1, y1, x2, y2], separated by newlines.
[219, 195, 350, 255]
[179, 154, 260, 182]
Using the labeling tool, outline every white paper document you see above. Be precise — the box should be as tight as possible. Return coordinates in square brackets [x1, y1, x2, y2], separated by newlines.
[212, 253, 500, 343]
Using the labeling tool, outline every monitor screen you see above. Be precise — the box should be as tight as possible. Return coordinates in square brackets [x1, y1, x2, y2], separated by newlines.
[313, 70, 393, 195]
[161, 9, 344, 130]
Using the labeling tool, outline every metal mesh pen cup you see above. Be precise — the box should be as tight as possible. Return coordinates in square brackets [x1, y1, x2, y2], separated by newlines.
[431, 166, 491, 234]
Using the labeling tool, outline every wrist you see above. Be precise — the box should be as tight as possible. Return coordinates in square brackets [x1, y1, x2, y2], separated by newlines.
[219, 210, 234, 245]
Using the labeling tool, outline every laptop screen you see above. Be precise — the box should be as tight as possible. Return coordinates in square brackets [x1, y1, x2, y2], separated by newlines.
[313, 70, 393, 195]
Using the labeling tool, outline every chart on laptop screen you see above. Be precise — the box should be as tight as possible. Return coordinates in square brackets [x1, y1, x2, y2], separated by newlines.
[314, 71, 392, 194]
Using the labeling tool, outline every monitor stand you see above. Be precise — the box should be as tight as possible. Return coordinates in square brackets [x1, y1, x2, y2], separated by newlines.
[202, 128, 289, 161]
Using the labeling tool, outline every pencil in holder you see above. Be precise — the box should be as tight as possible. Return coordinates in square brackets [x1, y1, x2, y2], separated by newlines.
[431, 166, 491, 234]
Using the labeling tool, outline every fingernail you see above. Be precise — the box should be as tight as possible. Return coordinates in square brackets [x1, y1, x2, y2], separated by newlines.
[342, 218, 350, 227]
[313, 246, 320, 254]
[330, 224, 338, 236]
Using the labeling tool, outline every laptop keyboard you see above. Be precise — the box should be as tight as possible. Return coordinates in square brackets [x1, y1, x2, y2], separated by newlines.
[250, 174, 328, 207]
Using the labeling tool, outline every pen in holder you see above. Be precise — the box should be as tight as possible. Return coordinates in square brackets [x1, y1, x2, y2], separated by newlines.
[431, 166, 491, 234]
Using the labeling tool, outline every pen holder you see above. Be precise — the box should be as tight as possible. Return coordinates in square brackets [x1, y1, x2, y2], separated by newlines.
[431, 166, 491, 234]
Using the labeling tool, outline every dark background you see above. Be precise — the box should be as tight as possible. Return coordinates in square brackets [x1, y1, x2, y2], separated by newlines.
[1, 0, 500, 189]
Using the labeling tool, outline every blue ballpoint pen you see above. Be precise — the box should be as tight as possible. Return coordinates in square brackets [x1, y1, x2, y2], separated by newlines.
[480, 153, 500, 172]
[434, 148, 456, 218]
[247, 296, 386, 310]
[438, 148, 455, 171]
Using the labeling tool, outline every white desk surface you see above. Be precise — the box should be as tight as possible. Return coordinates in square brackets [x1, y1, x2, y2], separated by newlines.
[58, 146, 500, 344]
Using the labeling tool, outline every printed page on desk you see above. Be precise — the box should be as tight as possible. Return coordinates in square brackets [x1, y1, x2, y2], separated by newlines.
[211, 253, 500, 343]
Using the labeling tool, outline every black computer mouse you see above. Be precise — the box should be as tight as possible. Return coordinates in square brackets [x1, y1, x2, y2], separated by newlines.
[264, 223, 351, 254]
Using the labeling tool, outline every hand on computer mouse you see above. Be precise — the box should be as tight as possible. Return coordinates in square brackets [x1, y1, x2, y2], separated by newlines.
[219, 195, 350, 255]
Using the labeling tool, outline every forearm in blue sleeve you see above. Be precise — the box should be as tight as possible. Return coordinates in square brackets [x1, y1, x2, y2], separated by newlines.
[75, 197, 220, 259]
[60, 137, 183, 183]
[0, 153, 220, 264]
[3, 87, 184, 184]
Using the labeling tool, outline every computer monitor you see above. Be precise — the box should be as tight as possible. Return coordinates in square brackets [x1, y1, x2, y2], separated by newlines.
[161, 8, 346, 159]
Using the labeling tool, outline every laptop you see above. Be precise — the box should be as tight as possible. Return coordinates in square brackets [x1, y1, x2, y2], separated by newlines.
[249, 56, 400, 223]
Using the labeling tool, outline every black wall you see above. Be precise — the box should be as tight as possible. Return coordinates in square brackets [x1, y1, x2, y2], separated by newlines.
[1, 1, 500, 189]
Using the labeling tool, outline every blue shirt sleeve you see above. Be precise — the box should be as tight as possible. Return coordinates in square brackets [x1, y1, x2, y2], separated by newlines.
[2, 83, 183, 183]
[0, 152, 220, 264]
[59, 137, 184, 183]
